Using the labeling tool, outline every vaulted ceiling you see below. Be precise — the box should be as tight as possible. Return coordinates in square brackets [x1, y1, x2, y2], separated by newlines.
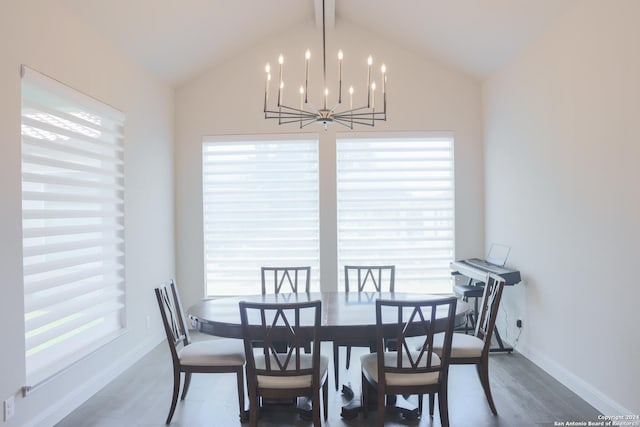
[57, 0, 578, 86]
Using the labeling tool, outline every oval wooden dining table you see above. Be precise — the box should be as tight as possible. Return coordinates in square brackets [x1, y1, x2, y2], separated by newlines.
[188, 291, 468, 340]
[187, 291, 469, 420]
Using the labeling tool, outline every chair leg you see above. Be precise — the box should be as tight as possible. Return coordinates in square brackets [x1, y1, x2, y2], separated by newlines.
[322, 379, 329, 420]
[333, 343, 340, 390]
[248, 389, 259, 427]
[428, 392, 435, 416]
[477, 359, 498, 414]
[438, 388, 450, 427]
[418, 393, 423, 415]
[312, 389, 321, 427]
[345, 345, 352, 369]
[236, 368, 247, 422]
[166, 368, 181, 424]
[376, 387, 386, 427]
[180, 372, 192, 400]
[361, 372, 368, 419]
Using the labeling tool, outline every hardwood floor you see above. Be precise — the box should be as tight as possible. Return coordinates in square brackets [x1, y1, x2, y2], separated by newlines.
[56, 335, 600, 427]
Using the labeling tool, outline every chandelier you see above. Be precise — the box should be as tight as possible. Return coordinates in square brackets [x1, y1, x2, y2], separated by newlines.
[263, 0, 387, 129]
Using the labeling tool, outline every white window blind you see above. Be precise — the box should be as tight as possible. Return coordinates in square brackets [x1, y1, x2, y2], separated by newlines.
[21, 66, 126, 385]
[202, 136, 320, 296]
[337, 135, 455, 294]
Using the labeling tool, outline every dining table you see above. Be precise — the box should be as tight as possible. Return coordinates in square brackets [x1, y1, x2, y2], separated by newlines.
[188, 291, 469, 420]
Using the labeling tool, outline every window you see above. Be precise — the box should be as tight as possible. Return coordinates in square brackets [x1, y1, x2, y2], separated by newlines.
[337, 134, 455, 293]
[202, 135, 320, 296]
[21, 66, 126, 385]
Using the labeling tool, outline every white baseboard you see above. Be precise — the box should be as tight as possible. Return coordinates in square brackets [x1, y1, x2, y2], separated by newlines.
[24, 333, 164, 427]
[517, 342, 632, 417]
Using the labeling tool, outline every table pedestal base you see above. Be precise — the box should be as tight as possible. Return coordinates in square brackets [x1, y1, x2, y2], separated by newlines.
[340, 383, 421, 420]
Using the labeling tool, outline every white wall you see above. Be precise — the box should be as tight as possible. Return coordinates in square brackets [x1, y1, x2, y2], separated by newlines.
[175, 18, 485, 308]
[484, 0, 639, 415]
[0, 1, 175, 426]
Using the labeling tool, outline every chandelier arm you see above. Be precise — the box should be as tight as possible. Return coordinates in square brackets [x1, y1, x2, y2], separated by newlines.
[267, 103, 309, 113]
[331, 118, 356, 129]
[264, 105, 318, 117]
[333, 117, 375, 127]
[267, 102, 317, 114]
[265, 112, 318, 120]
[300, 118, 322, 128]
[333, 115, 387, 123]
[267, 116, 318, 125]
[333, 111, 387, 119]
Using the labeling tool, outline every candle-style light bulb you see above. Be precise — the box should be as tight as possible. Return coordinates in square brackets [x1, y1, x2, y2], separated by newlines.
[380, 63, 386, 95]
[299, 85, 304, 109]
[277, 55, 284, 106]
[367, 55, 373, 107]
[371, 81, 377, 109]
[324, 87, 329, 109]
[304, 49, 310, 103]
[349, 85, 354, 110]
[264, 63, 271, 108]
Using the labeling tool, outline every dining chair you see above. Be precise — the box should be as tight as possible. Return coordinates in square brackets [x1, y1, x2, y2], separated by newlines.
[239, 299, 329, 427]
[261, 266, 311, 295]
[155, 280, 246, 424]
[333, 265, 395, 389]
[431, 273, 506, 415]
[260, 266, 312, 353]
[361, 296, 458, 427]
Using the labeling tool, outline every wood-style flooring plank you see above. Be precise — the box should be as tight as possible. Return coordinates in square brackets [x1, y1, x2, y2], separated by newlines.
[56, 336, 601, 427]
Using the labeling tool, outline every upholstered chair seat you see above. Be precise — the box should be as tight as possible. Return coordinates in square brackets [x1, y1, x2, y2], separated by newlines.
[178, 339, 245, 366]
[433, 332, 484, 359]
[361, 351, 441, 386]
[254, 354, 329, 388]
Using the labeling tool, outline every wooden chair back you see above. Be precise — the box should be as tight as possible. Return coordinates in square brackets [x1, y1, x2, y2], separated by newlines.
[240, 299, 321, 381]
[155, 279, 191, 362]
[261, 266, 311, 294]
[475, 273, 506, 351]
[375, 297, 458, 381]
[344, 265, 395, 293]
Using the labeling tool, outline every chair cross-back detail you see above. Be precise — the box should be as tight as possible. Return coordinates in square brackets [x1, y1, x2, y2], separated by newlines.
[239, 300, 329, 427]
[345, 265, 395, 293]
[155, 280, 246, 424]
[432, 273, 506, 415]
[333, 265, 395, 390]
[261, 266, 311, 295]
[361, 297, 458, 427]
